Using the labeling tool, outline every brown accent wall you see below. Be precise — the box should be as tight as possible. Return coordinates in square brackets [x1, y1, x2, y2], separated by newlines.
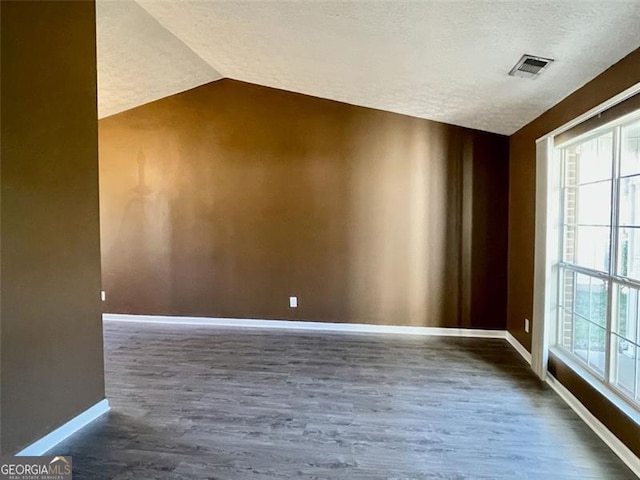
[508, 48, 640, 456]
[0, 1, 105, 454]
[508, 48, 640, 350]
[99, 79, 509, 329]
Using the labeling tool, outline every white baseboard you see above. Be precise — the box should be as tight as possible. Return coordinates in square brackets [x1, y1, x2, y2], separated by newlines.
[505, 332, 532, 364]
[103, 314, 506, 338]
[506, 332, 640, 474]
[545, 375, 640, 477]
[16, 399, 110, 456]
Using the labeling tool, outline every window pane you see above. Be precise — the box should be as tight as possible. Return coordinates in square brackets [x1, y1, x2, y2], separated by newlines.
[575, 181, 612, 226]
[618, 175, 640, 226]
[564, 132, 613, 185]
[618, 175, 640, 281]
[612, 335, 637, 398]
[558, 270, 575, 349]
[563, 225, 577, 264]
[588, 324, 606, 375]
[569, 225, 610, 272]
[621, 119, 640, 177]
[618, 227, 640, 281]
[574, 316, 589, 363]
[614, 284, 639, 343]
[589, 278, 608, 328]
[574, 273, 590, 318]
[559, 309, 574, 350]
[573, 274, 608, 326]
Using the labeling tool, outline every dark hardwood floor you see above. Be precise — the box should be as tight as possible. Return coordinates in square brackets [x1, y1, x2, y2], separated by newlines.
[50, 321, 637, 479]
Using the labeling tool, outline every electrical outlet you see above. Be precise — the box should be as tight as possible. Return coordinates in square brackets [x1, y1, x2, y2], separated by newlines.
[524, 318, 530, 333]
[101, 290, 106, 302]
[289, 296, 298, 308]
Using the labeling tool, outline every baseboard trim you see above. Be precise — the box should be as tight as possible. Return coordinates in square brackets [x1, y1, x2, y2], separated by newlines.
[103, 314, 506, 338]
[505, 332, 532, 364]
[545, 375, 640, 478]
[505, 332, 640, 473]
[16, 399, 110, 456]
[504, 333, 640, 473]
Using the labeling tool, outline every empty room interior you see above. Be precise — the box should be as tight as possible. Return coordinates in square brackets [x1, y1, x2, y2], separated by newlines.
[1, 0, 640, 478]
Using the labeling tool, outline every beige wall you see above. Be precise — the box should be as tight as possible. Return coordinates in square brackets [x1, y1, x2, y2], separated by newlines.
[0, 0, 105, 454]
[99, 79, 509, 329]
[507, 47, 640, 456]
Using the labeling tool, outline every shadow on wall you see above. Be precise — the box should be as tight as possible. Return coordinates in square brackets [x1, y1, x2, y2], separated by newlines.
[98, 79, 508, 329]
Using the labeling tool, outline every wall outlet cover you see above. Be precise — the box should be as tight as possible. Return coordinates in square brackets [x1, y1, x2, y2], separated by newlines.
[289, 296, 298, 308]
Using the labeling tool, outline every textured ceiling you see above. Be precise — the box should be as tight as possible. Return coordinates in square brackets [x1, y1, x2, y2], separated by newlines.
[98, 1, 640, 134]
[96, 0, 221, 118]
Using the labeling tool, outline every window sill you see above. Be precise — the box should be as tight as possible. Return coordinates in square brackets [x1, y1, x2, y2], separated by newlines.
[550, 346, 640, 426]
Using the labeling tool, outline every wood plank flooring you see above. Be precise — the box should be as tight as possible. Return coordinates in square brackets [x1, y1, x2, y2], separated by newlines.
[49, 322, 637, 479]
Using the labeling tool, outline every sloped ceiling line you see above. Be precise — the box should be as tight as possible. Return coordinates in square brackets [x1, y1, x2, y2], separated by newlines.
[97, 0, 224, 118]
[133, 0, 228, 78]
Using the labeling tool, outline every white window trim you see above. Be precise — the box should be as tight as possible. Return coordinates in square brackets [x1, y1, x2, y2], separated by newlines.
[533, 81, 640, 409]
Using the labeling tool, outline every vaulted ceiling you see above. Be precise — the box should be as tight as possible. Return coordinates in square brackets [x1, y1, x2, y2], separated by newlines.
[97, 0, 640, 135]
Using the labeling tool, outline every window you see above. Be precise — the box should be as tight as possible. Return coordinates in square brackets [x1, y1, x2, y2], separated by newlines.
[555, 113, 640, 408]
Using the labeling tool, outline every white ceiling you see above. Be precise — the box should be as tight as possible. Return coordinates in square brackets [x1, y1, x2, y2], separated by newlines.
[97, 0, 640, 135]
[96, 0, 222, 118]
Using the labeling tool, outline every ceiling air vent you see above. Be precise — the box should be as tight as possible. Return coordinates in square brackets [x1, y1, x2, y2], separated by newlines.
[509, 54, 554, 79]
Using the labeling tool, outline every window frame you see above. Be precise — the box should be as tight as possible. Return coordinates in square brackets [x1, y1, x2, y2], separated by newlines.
[547, 112, 640, 416]
[531, 81, 640, 429]
[554, 116, 640, 409]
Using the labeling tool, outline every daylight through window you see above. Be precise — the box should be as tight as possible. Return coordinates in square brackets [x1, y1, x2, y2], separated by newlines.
[555, 112, 640, 408]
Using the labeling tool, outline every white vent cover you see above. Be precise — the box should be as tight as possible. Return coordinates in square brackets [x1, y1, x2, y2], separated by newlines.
[509, 54, 554, 79]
